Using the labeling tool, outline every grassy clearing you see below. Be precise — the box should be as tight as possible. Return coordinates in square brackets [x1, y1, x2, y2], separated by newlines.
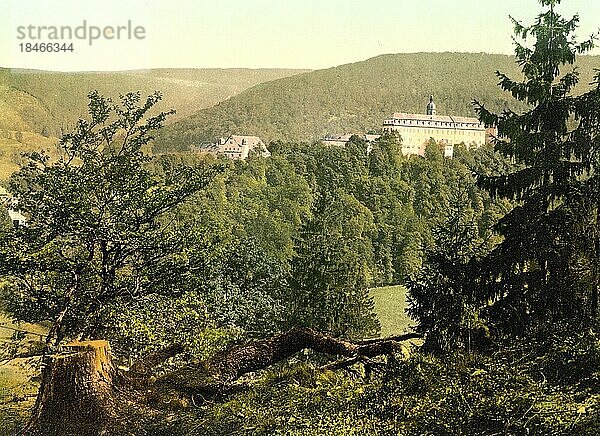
[0, 313, 46, 435]
[0, 360, 38, 435]
[370, 285, 414, 337]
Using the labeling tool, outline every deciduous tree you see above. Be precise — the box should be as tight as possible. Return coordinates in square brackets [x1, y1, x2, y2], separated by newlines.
[0, 91, 223, 344]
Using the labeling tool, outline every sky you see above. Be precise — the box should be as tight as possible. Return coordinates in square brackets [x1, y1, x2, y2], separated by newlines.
[1, 0, 599, 72]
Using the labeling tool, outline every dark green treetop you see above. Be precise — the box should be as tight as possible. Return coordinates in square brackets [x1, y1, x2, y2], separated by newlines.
[473, 0, 600, 332]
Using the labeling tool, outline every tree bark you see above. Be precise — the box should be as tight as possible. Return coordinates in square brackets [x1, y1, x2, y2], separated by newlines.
[593, 202, 600, 322]
[22, 340, 116, 436]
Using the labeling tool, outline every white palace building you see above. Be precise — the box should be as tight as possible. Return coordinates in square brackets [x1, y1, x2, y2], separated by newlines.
[382, 96, 488, 158]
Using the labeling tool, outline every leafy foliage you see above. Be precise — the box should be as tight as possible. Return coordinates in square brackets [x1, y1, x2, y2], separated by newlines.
[0, 91, 223, 344]
[287, 190, 379, 337]
[407, 187, 497, 352]
[120, 333, 599, 435]
[0, 203, 11, 231]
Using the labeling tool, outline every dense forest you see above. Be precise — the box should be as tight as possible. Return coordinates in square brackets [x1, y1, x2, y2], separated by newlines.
[0, 0, 599, 435]
[0, 109, 513, 352]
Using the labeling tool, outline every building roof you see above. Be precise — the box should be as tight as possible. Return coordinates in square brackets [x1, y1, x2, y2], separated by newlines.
[226, 135, 264, 147]
[384, 113, 485, 132]
[323, 133, 382, 143]
[364, 134, 382, 142]
[388, 113, 482, 124]
[385, 95, 484, 128]
[324, 134, 354, 142]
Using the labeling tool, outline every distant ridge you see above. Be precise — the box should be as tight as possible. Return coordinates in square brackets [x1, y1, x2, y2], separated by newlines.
[154, 52, 600, 152]
[0, 67, 309, 137]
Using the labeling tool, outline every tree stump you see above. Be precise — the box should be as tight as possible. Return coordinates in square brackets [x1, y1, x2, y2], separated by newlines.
[23, 340, 116, 436]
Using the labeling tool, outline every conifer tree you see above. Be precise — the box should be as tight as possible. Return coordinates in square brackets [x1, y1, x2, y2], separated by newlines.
[474, 0, 600, 333]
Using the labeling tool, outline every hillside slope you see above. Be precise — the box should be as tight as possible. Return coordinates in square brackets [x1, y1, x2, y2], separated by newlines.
[154, 52, 600, 151]
[0, 67, 308, 136]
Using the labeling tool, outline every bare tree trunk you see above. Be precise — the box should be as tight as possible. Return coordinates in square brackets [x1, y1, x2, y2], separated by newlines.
[22, 341, 116, 436]
[593, 203, 600, 322]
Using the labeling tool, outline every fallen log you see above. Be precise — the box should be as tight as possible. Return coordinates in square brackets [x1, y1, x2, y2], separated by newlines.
[151, 327, 421, 397]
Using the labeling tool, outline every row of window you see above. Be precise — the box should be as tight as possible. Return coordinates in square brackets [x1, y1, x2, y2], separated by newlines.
[390, 128, 484, 137]
[385, 119, 482, 129]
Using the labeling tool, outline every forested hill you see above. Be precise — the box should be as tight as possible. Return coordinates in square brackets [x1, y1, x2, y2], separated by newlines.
[0, 67, 308, 136]
[0, 67, 307, 179]
[154, 52, 600, 152]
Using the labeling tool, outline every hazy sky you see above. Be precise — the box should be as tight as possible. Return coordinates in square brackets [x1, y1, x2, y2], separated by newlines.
[1, 0, 599, 71]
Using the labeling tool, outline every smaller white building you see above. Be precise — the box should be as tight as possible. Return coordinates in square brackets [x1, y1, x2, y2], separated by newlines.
[215, 135, 270, 160]
[1, 187, 27, 226]
[8, 209, 27, 226]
